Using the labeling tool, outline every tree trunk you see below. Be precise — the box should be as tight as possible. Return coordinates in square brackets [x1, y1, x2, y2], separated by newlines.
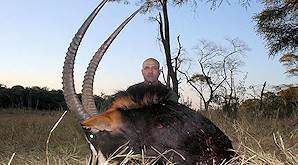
[259, 81, 267, 112]
[35, 99, 39, 110]
[160, 0, 179, 95]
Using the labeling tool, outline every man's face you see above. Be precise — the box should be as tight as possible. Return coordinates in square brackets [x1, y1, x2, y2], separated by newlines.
[142, 60, 160, 83]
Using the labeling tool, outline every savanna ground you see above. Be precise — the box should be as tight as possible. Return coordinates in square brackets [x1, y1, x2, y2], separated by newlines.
[0, 108, 297, 165]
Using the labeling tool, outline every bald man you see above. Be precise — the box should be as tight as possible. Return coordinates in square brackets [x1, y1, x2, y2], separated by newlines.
[127, 58, 178, 102]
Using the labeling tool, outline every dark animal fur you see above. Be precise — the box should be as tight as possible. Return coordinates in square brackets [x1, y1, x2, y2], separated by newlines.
[85, 84, 234, 164]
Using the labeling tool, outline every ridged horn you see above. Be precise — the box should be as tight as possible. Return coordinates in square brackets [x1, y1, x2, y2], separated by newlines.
[82, 6, 144, 116]
[62, 0, 109, 121]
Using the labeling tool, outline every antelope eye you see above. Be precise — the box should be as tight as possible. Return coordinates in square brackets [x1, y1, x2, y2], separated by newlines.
[89, 134, 95, 139]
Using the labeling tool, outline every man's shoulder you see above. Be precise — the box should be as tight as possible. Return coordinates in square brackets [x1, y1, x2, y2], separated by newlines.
[126, 81, 178, 103]
[127, 81, 168, 89]
[127, 82, 146, 90]
[126, 81, 168, 93]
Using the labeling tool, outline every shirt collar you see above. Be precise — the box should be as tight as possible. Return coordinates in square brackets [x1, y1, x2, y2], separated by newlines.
[143, 80, 160, 85]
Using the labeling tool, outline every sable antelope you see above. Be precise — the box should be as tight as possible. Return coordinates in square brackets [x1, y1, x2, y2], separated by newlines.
[62, 0, 234, 164]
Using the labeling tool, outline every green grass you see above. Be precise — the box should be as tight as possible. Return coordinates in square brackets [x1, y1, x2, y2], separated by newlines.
[0, 108, 297, 164]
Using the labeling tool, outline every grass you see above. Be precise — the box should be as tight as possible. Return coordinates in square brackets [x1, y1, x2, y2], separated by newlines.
[0, 108, 297, 164]
[0, 109, 89, 164]
[202, 110, 298, 164]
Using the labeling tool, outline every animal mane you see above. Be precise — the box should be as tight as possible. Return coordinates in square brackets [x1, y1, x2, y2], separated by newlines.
[105, 84, 170, 112]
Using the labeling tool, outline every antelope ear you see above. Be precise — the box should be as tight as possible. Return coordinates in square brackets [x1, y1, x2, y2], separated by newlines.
[81, 115, 113, 132]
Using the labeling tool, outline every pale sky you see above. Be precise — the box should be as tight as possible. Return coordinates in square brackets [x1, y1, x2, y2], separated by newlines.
[0, 0, 296, 100]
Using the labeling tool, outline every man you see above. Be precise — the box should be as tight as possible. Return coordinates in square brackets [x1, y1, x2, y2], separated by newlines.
[127, 58, 178, 102]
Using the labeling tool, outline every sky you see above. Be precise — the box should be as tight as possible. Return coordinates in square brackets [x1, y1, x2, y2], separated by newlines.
[0, 0, 296, 101]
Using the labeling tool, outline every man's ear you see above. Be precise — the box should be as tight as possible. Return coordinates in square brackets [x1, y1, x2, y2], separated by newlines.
[159, 66, 162, 73]
[81, 115, 113, 132]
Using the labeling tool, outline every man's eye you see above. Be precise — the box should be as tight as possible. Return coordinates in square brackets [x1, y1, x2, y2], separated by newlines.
[144, 66, 158, 70]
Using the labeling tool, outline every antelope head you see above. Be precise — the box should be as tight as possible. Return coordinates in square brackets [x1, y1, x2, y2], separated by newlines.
[62, 0, 142, 163]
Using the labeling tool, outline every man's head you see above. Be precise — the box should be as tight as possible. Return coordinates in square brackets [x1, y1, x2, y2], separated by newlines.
[142, 58, 160, 83]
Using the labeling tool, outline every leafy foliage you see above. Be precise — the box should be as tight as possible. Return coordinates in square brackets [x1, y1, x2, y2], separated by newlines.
[0, 84, 106, 111]
[254, 0, 297, 75]
[239, 86, 298, 118]
[279, 53, 298, 76]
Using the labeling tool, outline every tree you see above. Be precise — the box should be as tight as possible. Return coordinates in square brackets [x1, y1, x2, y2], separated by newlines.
[218, 56, 247, 119]
[277, 86, 298, 115]
[142, 0, 191, 95]
[10, 85, 25, 108]
[279, 53, 298, 76]
[254, 0, 297, 76]
[180, 38, 249, 111]
[135, 0, 251, 96]
[240, 86, 297, 118]
[0, 84, 108, 111]
[0, 85, 10, 108]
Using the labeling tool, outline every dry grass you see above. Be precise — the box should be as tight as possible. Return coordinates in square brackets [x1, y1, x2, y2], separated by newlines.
[202, 110, 298, 164]
[0, 108, 297, 164]
[0, 109, 89, 164]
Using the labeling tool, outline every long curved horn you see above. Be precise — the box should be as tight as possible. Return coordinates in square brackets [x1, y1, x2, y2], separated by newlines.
[62, 0, 109, 121]
[81, 6, 144, 116]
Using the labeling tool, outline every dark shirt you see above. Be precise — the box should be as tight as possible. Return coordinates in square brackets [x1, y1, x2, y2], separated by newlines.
[126, 81, 178, 103]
